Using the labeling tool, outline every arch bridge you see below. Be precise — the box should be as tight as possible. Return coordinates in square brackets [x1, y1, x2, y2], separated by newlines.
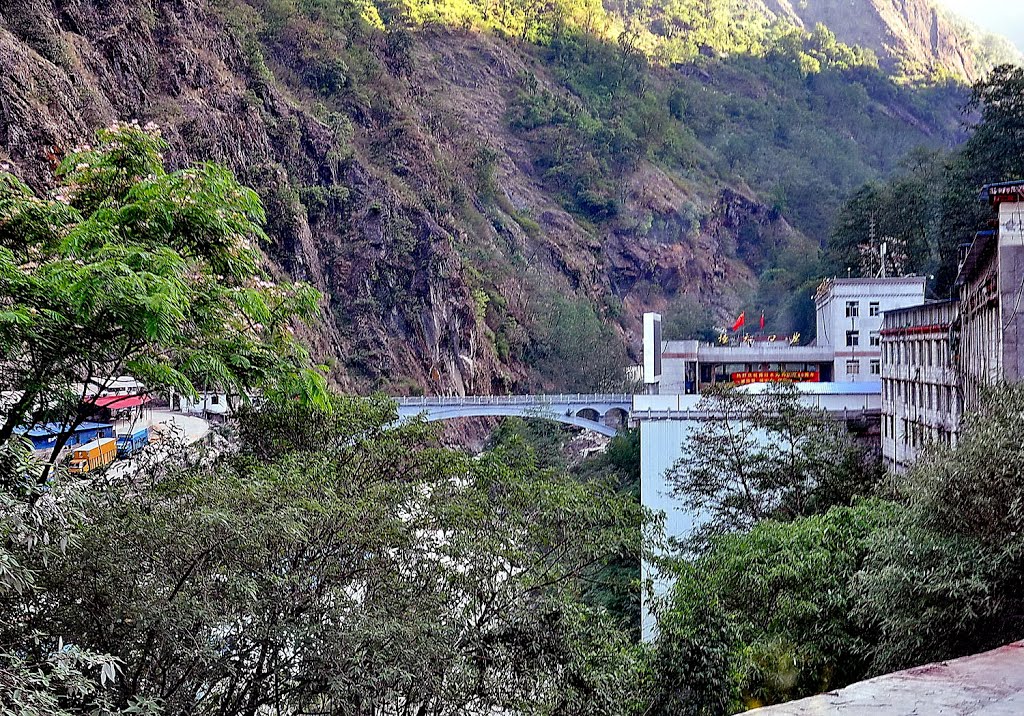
[394, 394, 633, 437]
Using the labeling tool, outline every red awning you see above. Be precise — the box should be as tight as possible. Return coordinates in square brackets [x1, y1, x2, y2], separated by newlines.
[89, 394, 151, 409]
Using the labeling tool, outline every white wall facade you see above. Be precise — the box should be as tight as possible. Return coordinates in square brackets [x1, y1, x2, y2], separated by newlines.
[639, 415, 701, 640]
[815, 277, 927, 382]
[880, 301, 959, 473]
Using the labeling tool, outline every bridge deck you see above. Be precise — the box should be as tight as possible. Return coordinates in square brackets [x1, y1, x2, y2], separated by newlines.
[394, 394, 631, 437]
[395, 394, 632, 407]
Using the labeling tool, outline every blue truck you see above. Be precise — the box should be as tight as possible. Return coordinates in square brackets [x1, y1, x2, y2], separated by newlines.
[116, 427, 150, 458]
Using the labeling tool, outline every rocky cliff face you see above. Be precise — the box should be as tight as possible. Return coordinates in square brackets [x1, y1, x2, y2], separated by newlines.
[763, 0, 978, 79]
[0, 0, 968, 394]
[0, 0, 758, 393]
[1, 0, 502, 394]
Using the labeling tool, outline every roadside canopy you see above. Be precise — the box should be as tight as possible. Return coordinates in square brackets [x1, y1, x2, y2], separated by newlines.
[89, 394, 151, 410]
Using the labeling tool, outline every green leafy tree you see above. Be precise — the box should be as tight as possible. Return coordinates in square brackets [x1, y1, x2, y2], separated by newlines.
[646, 565, 738, 716]
[939, 64, 1024, 288]
[662, 294, 717, 342]
[653, 500, 895, 712]
[9, 395, 647, 715]
[0, 439, 160, 715]
[824, 149, 945, 282]
[828, 66, 1024, 294]
[0, 123, 327, 472]
[855, 384, 1024, 671]
[666, 383, 879, 545]
[527, 291, 631, 391]
[483, 420, 644, 635]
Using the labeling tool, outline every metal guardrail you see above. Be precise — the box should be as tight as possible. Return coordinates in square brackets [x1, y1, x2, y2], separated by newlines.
[394, 394, 632, 407]
[634, 407, 881, 421]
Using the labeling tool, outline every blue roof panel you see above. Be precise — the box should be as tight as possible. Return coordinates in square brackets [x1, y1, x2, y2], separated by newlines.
[14, 421, 114, 438]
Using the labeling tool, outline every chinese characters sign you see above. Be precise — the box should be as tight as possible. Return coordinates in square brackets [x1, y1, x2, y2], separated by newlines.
[730, 370, 820, 385]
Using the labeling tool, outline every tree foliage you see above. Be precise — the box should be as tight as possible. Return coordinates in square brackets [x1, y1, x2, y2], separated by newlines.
[3, 396, 648, 715]
[655, 384, 1024, 712]
[854, 384, 1024, 671]
[527, 290, 632, 391]
[826, 65, 1024, 294]
[0, 438, 156, 716]
[0, 124, 327, 470]
[646, 565, 738, 716]
[665, 383, 880, 545]
[661, 294, 717, 342]
[652, 500, 896, 711]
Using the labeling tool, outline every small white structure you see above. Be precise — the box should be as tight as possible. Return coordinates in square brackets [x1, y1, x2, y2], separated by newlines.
[642, 312, 663, 390]
[169, 390, 233, 417]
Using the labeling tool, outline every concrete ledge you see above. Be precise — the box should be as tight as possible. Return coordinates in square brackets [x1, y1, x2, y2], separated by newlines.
[746, 641, 1024, 715]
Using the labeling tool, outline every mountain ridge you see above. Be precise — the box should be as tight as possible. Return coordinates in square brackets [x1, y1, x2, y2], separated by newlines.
[762, 0, 978, 79]
[0, 0, 991, 392]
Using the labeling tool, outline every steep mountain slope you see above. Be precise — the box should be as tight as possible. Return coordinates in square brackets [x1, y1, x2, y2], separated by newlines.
[0, 0, 989, 393]
[763, 0, 977, 79]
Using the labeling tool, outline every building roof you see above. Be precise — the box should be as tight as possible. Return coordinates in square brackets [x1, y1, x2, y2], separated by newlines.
[14, 421, 113, 438]
[695, 343, 834, 363]
[883, 298, 957, 317]
[89, 394, 151, 409]
[955, 230, 998, 287]
[980, 180, 1024, 204]
[814, 276, 927, 305]
[821, 276, 928, 285]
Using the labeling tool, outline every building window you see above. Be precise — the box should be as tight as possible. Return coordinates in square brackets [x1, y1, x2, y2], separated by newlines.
[846, 360, 860, 375]
[846, 330, 860, 347]
[869, 302, 880, 317]
[211, 394, 220, 405]
[870, 331, 881, 347]
[870, 359, 881, 375]
[846, 301, 859, 318]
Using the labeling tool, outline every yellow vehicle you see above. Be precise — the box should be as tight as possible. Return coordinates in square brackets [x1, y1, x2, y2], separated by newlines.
[68, 438, 117, 474]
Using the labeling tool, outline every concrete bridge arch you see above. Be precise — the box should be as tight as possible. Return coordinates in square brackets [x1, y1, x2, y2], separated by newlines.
[394, 394, 634, 437]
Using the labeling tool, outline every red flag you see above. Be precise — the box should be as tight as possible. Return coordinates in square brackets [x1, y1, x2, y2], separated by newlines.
[731, 312, 745, 332]
[759, 312, 765, 331]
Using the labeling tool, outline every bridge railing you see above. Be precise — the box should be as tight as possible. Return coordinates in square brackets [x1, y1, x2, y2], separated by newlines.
[394, 394, 633, 407]
[632, 407, 881, 421]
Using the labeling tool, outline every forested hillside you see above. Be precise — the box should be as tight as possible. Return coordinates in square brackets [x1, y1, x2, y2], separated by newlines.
[0, 0, 1005, 392]
[827, 65, 1024, 295]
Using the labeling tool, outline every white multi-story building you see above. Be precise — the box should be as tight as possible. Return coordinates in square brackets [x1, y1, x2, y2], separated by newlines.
[880, 300, 959, 473]
[814, 277, 927, 383]
[642, 277, 927, 395]
[880, 180, 1024, 472]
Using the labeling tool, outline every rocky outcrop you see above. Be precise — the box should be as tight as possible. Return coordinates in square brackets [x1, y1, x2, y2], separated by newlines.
[0, 0, 512, 395]
[0, 0, 968, 394]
